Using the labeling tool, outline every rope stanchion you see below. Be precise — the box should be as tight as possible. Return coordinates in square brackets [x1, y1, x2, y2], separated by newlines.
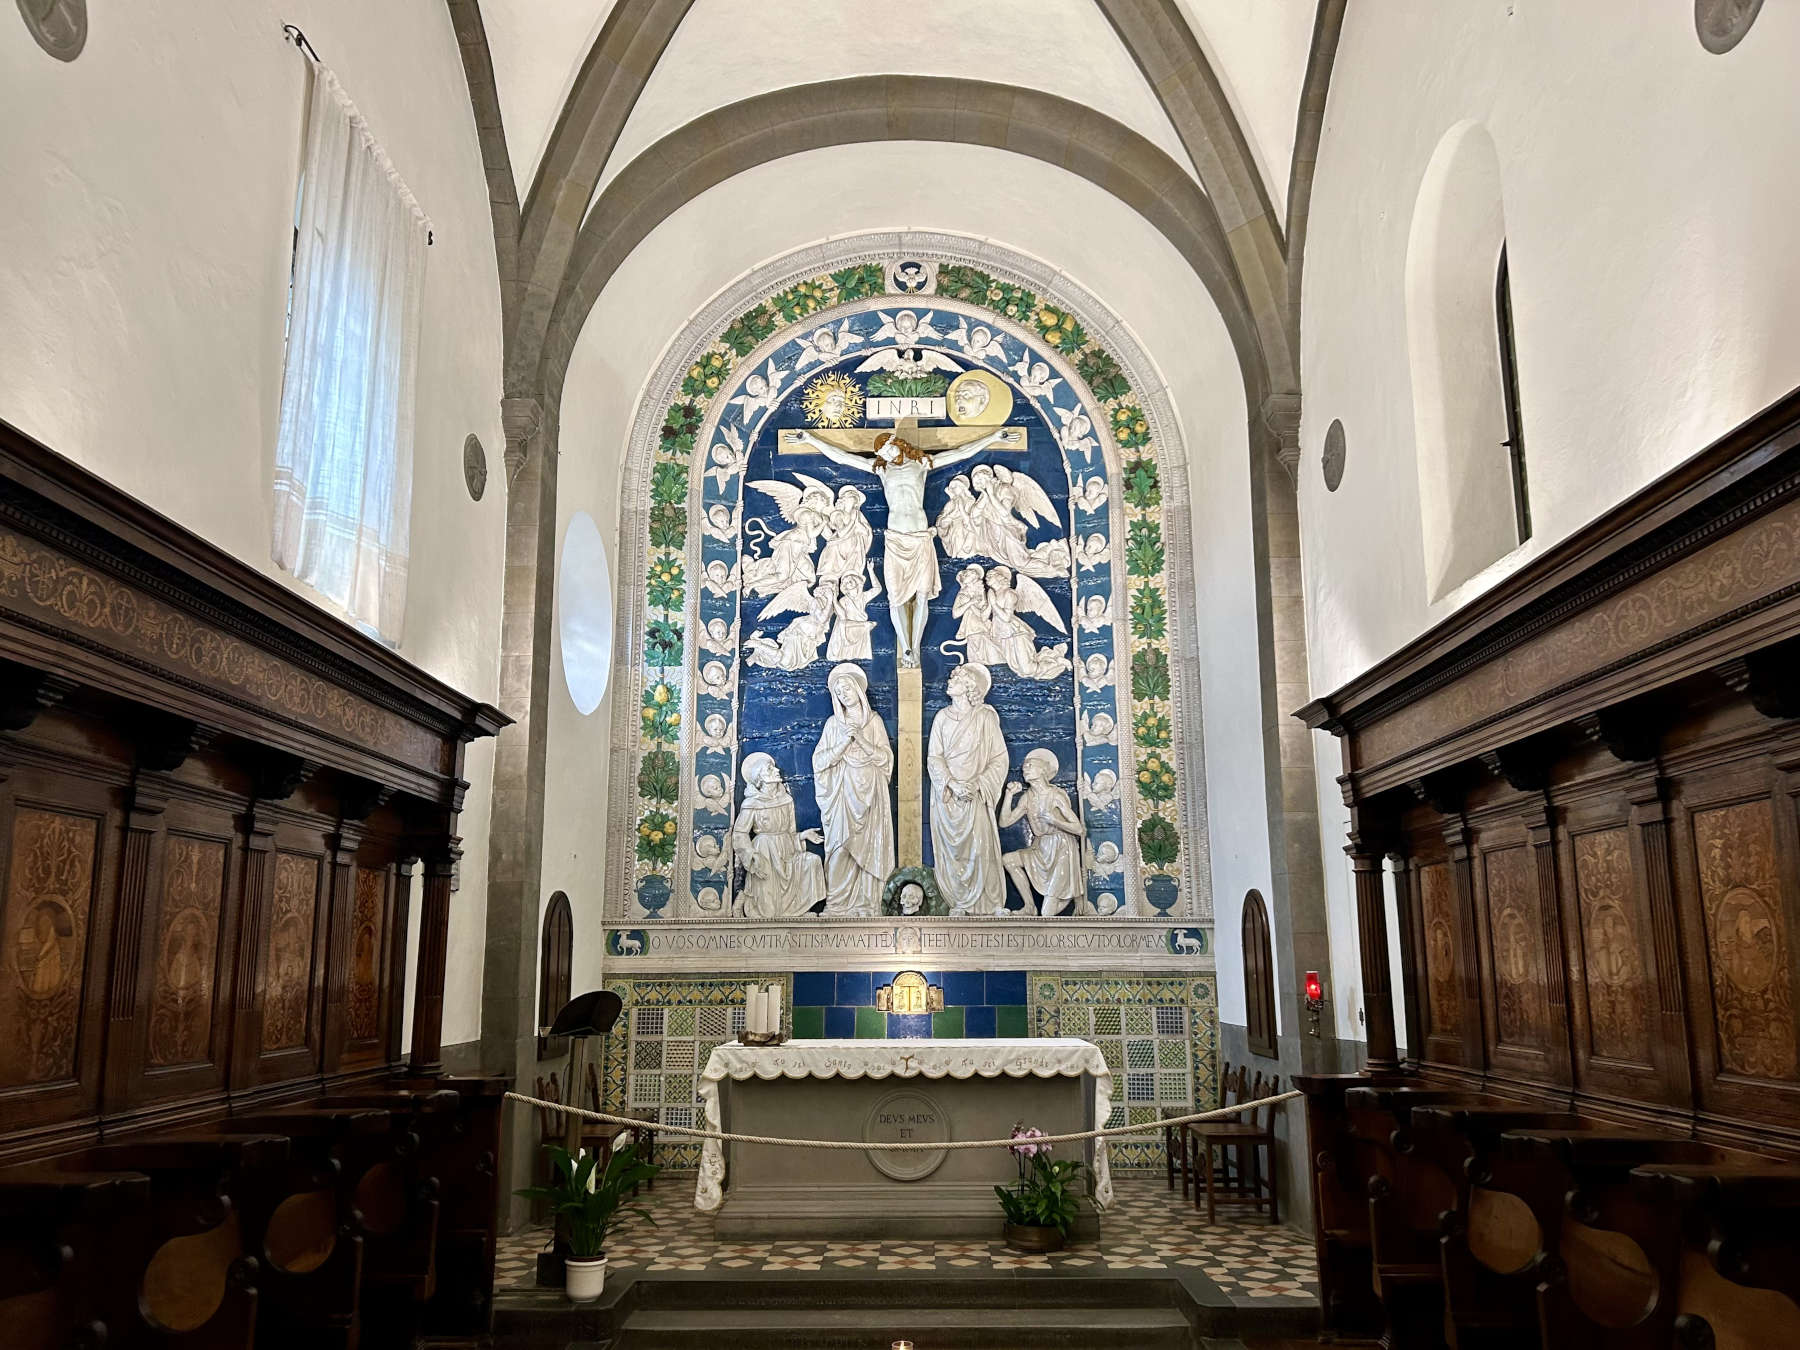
[502, 1088, 1301, 1152]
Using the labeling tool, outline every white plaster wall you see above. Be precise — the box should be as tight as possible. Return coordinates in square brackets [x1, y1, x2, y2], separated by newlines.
[481, 0, 617, 197]
[0, 0, 506, 1050]
[1299, 0, 1800, 694]
[1299, 0, 1800, 1043]
[589, 0, 1199, 205]
[1176, 0, 1316, 210]
[546, 142, 1260, 998]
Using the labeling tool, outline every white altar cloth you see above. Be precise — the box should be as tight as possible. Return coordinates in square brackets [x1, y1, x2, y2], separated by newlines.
[695, 1037, 1113, 1212]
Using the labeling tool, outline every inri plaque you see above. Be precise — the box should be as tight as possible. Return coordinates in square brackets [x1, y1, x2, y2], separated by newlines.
[863, 1088, 949, 1182]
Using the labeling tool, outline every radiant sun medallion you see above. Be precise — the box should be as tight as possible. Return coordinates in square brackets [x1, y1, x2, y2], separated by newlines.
[801, 371, 864, 428]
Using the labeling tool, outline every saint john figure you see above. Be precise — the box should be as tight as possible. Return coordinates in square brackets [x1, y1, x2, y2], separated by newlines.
[927, 662, 1010, 916]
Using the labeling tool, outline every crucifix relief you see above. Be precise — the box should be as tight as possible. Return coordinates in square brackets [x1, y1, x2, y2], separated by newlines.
[778, 420, 1028, 868]
[778, 422, 1025, 667]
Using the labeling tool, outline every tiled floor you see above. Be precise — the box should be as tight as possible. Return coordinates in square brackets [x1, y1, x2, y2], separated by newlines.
[494, 1173, 1318, 1306]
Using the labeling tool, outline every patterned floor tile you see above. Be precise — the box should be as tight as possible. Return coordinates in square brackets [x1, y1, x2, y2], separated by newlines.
[493, 1174, 1318, 1307]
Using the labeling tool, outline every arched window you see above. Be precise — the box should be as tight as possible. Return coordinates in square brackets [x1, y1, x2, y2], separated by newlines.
[1242, 890, 1277, 1059]
[538, 892, 573, 1055]
[1406, 120, 1525, 598]
[1495, 245, 1530, 543]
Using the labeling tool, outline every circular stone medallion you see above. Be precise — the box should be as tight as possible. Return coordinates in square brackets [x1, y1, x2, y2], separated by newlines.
[863, 1087, 949, 1182]
[463, 434, 488, 501]
[1321, 419, 1347, 492]
[1695, 0, 1762, 54]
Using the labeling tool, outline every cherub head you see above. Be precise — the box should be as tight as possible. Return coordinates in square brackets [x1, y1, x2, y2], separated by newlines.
[706, 617, 731, 645]
[710, 442, 738, 468]
[1070, 413, 1092, 437]
[705, 559, 731, 586]
[893, 310, 920, 338]
[1084, 653, 1109, 681]
[812, 326, 838, 356]
[708, 504, 733, 530]
[704, 712, 728, 739]
[1029, 361, 1050, 384]
[1083, 595, 1107, 621]
[744, 372, 769, 397]
[971, 325, 993, 349]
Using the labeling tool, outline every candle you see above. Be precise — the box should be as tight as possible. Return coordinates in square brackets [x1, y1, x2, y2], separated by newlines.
[765, 982, 782, 1035]
[746, 985, 763, 1036]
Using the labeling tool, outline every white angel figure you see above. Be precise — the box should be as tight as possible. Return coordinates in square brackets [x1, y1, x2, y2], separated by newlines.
[744, 580, 836, 671]
[985, 565, 1071, 681]
[1079, 653, 1115, 692]
[795, 319, 862, 370]
[699, 712, 734, 752]
[945, 318, 1007, 362]
[967, 464, 1070, 578]
[816, 486, 873, 585]
[727, 359, 789, 421]
[1074, 533, 1112, 572]
[698, 773, 729, 805]
[1081, 767, 1122, 812]
[1055, 406, 1100, 462]
[1089, 837, 1124, 872]
[700, 558, 739, 598]
[741, 474, 832, 597]
[825, 564, 882, 663]
[707, 425, 747, 492]
[1078, 709, 1117, 748]
[871, 309, 941, 345]
[1071, 476, 1109, 515]
[700, 617, 733, 654]
[934, 475, 983, 559]
[1076, 594, 1113, 633]
[948, 564, 1001, 666]
[701, 503, 740, 543]
[1011, 356, 1062, 400]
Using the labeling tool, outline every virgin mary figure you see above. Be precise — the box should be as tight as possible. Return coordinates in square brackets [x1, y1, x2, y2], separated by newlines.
[927, 662, 1011, 916]
[812, 664, 895, 916]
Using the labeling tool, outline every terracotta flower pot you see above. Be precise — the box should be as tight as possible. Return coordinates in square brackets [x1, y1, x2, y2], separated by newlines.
[564, 1255, 607, 1303]
[1003, 1222, 1065, 1253]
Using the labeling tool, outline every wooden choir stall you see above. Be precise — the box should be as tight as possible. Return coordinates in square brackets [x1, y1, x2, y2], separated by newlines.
[1297, 391, 1800, 1349]
[0, 420, 509, 1348]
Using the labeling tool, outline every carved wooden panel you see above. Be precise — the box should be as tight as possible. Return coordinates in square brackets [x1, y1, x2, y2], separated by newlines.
[347, 867, 383, 1043]
[1692, 801, 1797, 1082]
[262, 852, 319, 1053]
[146, 836, 228, 1068]
[0, 808, 99, 1087]
[1419, 862, 1462, 1040]
[1571, 827, 1653, 1065]
[1484, 845, 1549, 1051]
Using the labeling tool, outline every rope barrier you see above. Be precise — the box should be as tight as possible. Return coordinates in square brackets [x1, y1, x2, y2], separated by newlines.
[504, 1088, 1301, 1152]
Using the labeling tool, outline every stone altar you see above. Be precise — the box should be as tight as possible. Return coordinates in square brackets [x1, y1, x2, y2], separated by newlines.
[696, 1038, 1112, 1239]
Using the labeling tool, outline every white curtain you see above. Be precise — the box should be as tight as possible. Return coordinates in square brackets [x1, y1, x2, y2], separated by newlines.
[273, 59, 428, 641]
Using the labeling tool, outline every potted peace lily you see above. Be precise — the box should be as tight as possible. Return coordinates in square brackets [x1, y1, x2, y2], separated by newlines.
[995, 1123, 1085, 1252]
[516, 1142, 659, 1302]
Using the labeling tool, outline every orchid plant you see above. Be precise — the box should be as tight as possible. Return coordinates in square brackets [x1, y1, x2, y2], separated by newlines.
[994, 1122, 1084, 1234]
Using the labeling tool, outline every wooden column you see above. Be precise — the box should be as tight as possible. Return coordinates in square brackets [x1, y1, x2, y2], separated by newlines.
[1442, 815, 1489, 1073]
[321, 822, 362, 1075]
[410, 839, 460, 1073]
[230, 803, 278, 1089]
[1388, 849, 1425, 1062]
[1629, 772, 1695, 1109]
[103, 773, 168, 1110]
[1349, 841, 1399, 1070]
[1523, 796, 1574, 1086]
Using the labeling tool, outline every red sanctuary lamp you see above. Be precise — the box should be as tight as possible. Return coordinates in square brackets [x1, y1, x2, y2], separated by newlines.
[1304, 970, 1325, 1038]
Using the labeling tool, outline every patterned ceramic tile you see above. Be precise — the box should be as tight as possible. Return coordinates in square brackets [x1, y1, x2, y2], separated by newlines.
[495, 1176, 1315, 1306]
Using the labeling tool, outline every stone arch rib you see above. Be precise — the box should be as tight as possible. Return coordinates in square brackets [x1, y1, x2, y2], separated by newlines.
[541, 75, 1271, 421]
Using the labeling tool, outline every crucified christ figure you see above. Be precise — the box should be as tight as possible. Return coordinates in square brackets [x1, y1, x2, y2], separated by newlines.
[783, 426, 1014, 667]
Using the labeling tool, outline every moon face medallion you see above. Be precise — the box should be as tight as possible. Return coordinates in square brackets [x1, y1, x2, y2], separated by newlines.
[863, 1088, 949, 1182]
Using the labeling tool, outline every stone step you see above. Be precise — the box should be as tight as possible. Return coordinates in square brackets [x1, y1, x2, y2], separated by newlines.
[616, 1303, 1196, 1349]
[621, 1275, 1186, 1310]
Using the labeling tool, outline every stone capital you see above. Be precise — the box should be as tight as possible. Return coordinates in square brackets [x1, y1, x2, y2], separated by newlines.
[500, 395, 543, 482]
[1260, 391, 1302, 483]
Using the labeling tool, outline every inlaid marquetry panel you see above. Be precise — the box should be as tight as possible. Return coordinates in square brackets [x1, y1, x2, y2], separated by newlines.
[147, 836, 227, 1067]
[1485, 846, 1548, 1050]
[1419, 863, 1462, 1039]
[1693, 801, 1797, 1081]
[347, 867, 384, 1042]
[1571, 828, 1653, 1065]
[262, 852, 319, 1052]
[0, 808, 98, 1086]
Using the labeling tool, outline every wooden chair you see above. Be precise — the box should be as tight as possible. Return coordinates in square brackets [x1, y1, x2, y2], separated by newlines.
[1165, 1060, 1236, 1199]
[1192, 1067, 1280, 1223]
[583, 1063, 658, 1189]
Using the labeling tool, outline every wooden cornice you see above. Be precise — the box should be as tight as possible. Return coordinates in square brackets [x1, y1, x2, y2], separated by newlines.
[0, 418, 508, 802]
[1298, 385, 1800, 791]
